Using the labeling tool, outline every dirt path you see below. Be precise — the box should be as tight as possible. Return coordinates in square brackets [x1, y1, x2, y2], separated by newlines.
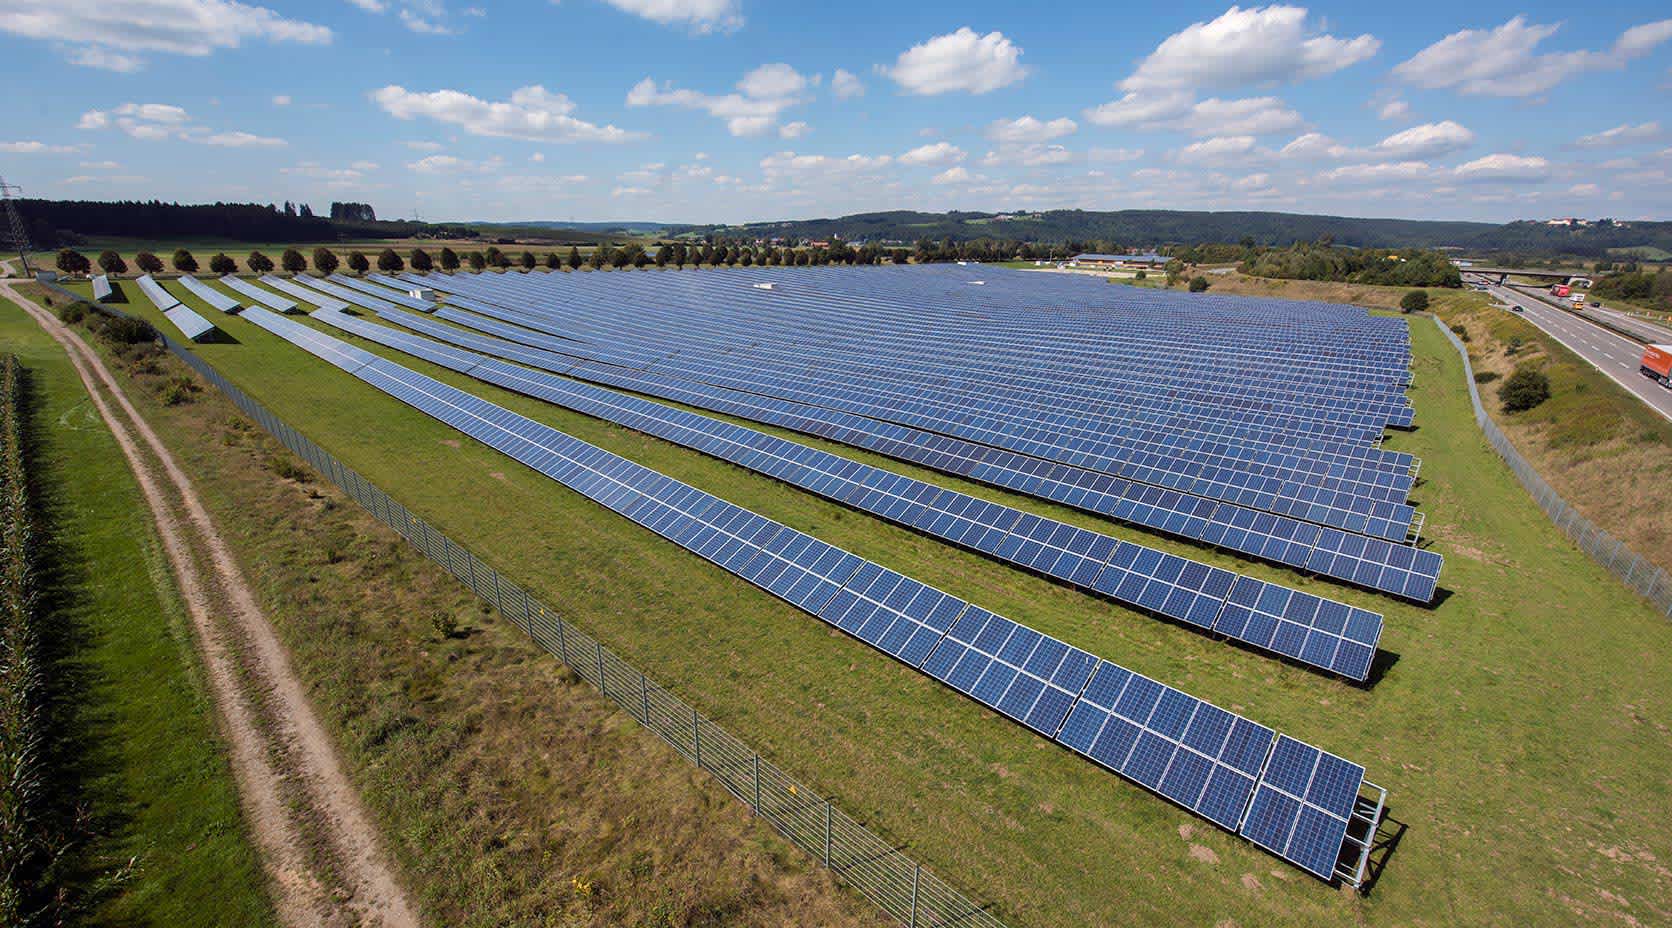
[4, 283, 421, 928]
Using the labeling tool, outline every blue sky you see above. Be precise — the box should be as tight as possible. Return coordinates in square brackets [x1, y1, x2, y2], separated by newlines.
[2, 0, 1670, 224]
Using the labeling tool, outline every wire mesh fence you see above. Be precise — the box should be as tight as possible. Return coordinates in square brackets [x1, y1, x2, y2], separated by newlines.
[33, 279, 1009, 928]
[1434, 315, 1672, 617]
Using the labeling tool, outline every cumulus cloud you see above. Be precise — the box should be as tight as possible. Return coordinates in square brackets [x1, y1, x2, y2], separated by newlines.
[627, 63, 810, 136]
[1279, 132, 1349, 160]
[373, 85, 638, 143]
[931, 166, 982, 185]
[759, 151, 892, 176]
[1083, 91, 1193, 127]
[1322, 161, 1432, 183]
[1395, 16, 1672, 97]
[1575, 122, 1661, 148]
[1121, 4, 1378, 92]
[831, 69, 865, 100]
[76, 102, 284, 147]
[1176, 135, 1258, 164]
[1378, 99, 1409, 121]
[598, 0, 740, 33]
[407, 153, 506, 174]
[1372, 120, 1474, 159]
[899, 142, 966, 167]
[885, 27, 1029, 95]
[0, 0, 331, 71]
[1175, 96, 1303, 136]
[1453, 153, 1550, 182]
[985, 115, 1076, 144]
[0, 140, 80, 153]
[203, 130, 286, 147]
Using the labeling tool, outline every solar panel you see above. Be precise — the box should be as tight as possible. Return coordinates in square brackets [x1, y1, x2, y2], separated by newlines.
[308, 305, 1389, 680]
[248, 309, 1377, 880]
[161, 304, 217, 341]
[177, 275, 243, 313]
[92, 274, 113, 302]
[134, 274, 180, 311]
[221, 276, 298, 313]
[1237, 735, 1365, 880]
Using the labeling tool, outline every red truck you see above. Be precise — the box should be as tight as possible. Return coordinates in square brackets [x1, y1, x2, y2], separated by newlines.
[1642, 344, 1672, 387]
[1551, 284, 1572, 298]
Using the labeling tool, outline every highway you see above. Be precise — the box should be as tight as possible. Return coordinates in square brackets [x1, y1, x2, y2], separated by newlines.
[1476, 279, 1672, 422]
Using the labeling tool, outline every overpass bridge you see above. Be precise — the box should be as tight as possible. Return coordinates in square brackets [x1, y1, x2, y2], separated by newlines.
[1463, 267, 1593, 286]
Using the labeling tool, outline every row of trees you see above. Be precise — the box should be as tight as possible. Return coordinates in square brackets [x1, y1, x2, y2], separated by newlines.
[1238, 243, 1463, 288]
[1589, 267, 1672, 312]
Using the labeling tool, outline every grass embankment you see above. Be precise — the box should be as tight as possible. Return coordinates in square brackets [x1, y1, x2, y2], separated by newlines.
[0, 298, 272, 926]
[39, 271, 1672, 926]
[12, 287, 879, 926]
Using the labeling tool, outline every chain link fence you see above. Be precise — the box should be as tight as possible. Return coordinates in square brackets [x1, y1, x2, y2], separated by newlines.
[1434, 315, 1672, 617]
[31, 279, 1009, 928]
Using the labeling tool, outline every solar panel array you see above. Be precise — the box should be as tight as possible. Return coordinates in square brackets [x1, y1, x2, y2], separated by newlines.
[133, 274, 216, 341]
[237, 303, 1370, 881]
[134, 273, 179, 310]
[221, 276, 298, 313]
[304, 299, 1385, 680]
[92, 274, 113, 302]
[394, 267, 1442, 601]
[178, 275, 243, 313]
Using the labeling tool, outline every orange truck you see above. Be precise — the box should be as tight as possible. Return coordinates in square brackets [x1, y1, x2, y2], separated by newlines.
[1642, 344, 1672, 387]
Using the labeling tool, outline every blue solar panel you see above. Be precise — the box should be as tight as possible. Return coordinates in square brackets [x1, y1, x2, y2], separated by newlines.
[247, 305, 1378, 880]
[1237, 735, 1364, 881]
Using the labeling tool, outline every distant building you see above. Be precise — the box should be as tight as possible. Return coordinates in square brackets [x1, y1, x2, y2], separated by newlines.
[1068, 253, 1168, 269]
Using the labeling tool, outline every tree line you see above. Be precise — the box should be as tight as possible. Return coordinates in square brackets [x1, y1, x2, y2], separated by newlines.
[1238, 242, 1463, 288]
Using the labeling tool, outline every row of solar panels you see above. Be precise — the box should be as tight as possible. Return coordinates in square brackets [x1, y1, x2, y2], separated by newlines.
[344, 279, 1439, 601]
[421, 270, 1417, 450]
[234, 302, 1375, 882]
[133, 275, 217, 342]
[416, 272, 1422, 541]
[432, 267, 1415, 425]
[302, 298, 1385, 681]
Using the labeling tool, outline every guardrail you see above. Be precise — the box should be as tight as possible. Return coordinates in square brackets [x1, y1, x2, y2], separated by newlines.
[29, 278, 1009, 928]
[1434, 315, 1672, 617]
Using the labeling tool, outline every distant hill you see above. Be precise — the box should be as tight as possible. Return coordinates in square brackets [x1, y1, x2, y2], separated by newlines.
[670, 209, 1672, 258]
[474, 220, 674, 235]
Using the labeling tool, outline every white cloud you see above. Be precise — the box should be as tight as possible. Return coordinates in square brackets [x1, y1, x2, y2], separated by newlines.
[1372, 120, 1474, 159]
[1176, 96, 1303, 136]
[627, 64, 810, 136]
[759, 151, 892, 176]
[203, 130, 286, 147]
[351, 160, 379, 171]
[1088, 147, 1144, 162]
[398, 9, 455, 34]
[1568, 183, 1601, 196]
[1575, 122, 1661, 148]
[986, 115, 1076, 144]
[885, 27, 1029, 96]
[373, 85, 638, 143]
[1121, 4, 1378, 92]
[1395, 16, 1672, 97]
[598, 0, 740, 33]
[1177, 135, 1257, 164]
[831, 69, 864, 100]
[272, 94, 292, 106]
[1322, 161, 1431, 183]
[346, 0, 386, 10]
[778, 121, 809, 139]
[1279, 132, 1349, 160]
[79, 159, 120, 169]
[932, 166, 982, 185]
[899, 141, 966, 167]
[403, 140, 444, 151]
[0, 140, 79, 153]
[529, 152, 545, 162]
[0, 0, 331, 71]
[407, 154, 505, 174]
[1453, 153, 1550, 182]
[1083, 91, 1192, 127]
[982, 143, 1075, 167]
[1378, 99, 1409, 121]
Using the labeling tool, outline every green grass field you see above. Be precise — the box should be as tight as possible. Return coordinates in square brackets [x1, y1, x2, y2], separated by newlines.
[0, 298, 273, 926]
[42, 273, 1672, 926]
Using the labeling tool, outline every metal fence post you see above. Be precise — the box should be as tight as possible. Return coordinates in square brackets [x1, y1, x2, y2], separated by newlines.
[910, 863, 920, 927]
[596, 641, 607, 698]
[752, 755, 761, 814]
[640, 673, 651, 725]
[693, 709, 702, 767]
[824, 800, 832, 867]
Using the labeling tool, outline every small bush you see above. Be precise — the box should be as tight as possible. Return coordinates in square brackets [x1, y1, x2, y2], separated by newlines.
[1449, 323, 1471, 343]
[266, 454, 311, 482]
[1499, 366, 1551, 412]
[1188, 275, 1210, 292]
[57, 301, 87, 325]
[159, 376, 200, 406]
[1134, 270, 1147, 280]
[1400, 289, 1429, 313]
[101, 316, 158, 345]
[431, 613, 461, 640]
[1473, 371, 1501, 384]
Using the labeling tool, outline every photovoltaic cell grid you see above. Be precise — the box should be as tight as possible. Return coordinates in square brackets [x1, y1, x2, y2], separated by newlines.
[307, 303, 1385, 680]
[414, 267, 1411, 494]
[134, 274, 179, 310]
[319, 280, 1442, 604]
[92, 274, 113, 302]
[240, 305, 1374, 881]
[178, 275, 243, 313]
[221, 275, 297, 313]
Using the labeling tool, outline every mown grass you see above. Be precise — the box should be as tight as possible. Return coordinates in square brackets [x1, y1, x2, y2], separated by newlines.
[0, 298, 274, 926]
[39, 274, 1672, 927]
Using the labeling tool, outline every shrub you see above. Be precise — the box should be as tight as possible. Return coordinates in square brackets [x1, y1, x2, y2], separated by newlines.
[1134, 270, 1146, 280]
[312, 248, 340, 275]
[1400, 289, 1429, 313]
[266, 454, 311, 482]
[101, 315, 158, 345]
[171, 249, 198, 273]
[281, 248, 307, 273]
[134, 251, 164, 274]
[1450, 323, 1471, 343]
[1473, 370, 1500, 384]
[1188, 275, 1210, 293]
[57, 302, 87, 325]
[347, 251, 370, 274]
[159, 375, 200, 406]
[247, 250, 274, 274]
[209, 253, 237, 275]
[1499, 366, 1550, 412]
